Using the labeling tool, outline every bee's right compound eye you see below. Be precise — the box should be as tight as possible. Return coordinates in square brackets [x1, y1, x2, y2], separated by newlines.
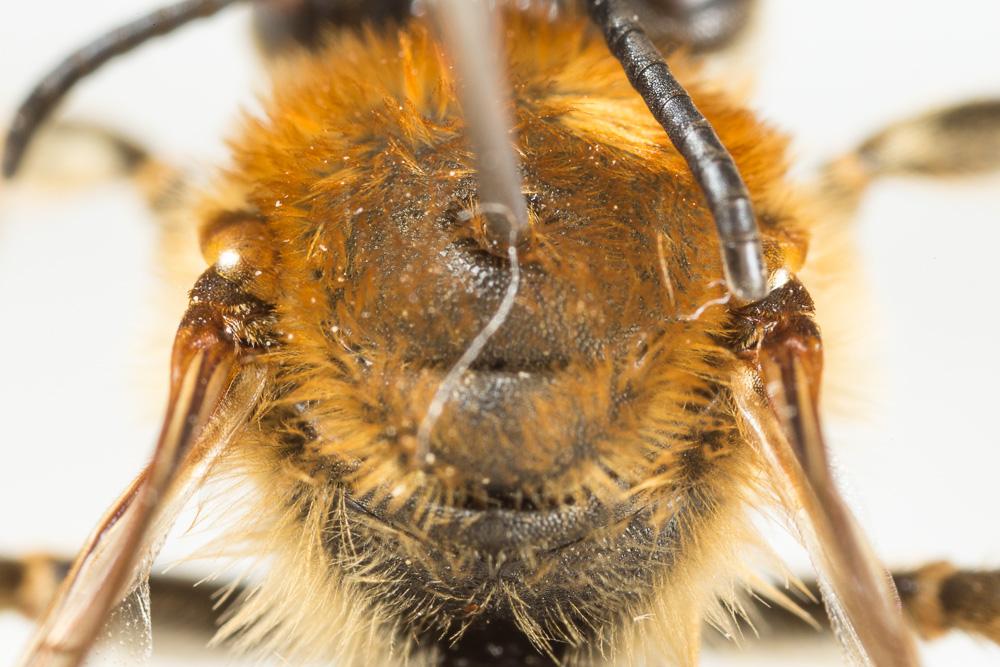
[634, 0, 758, 51]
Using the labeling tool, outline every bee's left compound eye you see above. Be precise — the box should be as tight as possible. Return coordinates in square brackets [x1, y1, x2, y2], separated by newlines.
[199, 210, 277, 298]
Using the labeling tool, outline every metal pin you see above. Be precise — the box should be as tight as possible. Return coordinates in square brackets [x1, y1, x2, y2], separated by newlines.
[429, 0, 532, 254]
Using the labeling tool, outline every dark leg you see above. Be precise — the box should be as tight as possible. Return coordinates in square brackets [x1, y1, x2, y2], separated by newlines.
[895, 562, 1000, 644]
[0, 555, 232, 644]
[8, 553, 997, 655]
[3, 554, 555, 664]
[0, 555, 66, 621]
[730, 566, 1000, 647]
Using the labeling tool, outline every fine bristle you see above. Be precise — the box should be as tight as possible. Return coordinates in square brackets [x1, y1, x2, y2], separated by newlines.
[199, 414, 803, 666]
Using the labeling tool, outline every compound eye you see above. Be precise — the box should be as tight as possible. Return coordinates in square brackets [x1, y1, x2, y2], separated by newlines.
[251, 0, 412, 56]
[199, 210, 277, 297]
[633, 0, 756, 51]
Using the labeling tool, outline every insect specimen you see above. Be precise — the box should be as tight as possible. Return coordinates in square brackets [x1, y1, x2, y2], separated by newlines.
[2, 0, 1000, 666]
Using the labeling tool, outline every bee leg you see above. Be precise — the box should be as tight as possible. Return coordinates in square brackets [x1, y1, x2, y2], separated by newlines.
[855, 100, 1000, 178]
[894, 562, 1000, 645]
[1, 554, 242, 649]
[17, 556, 990, 655]
[0, 555, 67, 621]
[7, 120, 186, 215]
[817, 99, 1000, 212]
[7, 120, 200, 291]
[736, 566, 1000, 648]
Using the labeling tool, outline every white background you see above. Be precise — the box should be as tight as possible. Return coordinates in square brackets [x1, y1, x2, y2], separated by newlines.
[2, 1, 1000, 665]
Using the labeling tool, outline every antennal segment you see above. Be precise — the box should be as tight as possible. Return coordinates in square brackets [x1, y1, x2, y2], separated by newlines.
[587, 0, 768, 302]
[3, 0, 246, 179]
[428, 0, 532, 254]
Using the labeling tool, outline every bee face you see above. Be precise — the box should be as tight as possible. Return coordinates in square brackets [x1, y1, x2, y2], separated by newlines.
[3, 1, 1000, 666]
[215, 17, 796, 648]
[243, 32, 723, 476]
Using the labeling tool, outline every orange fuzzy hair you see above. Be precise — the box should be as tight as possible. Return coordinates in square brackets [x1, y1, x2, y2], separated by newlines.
[194, 7, 811, 666]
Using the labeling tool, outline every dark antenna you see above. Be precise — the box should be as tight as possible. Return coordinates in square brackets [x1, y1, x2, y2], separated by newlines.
[587, 0, 768, 302]
[2, 0, 247, 179]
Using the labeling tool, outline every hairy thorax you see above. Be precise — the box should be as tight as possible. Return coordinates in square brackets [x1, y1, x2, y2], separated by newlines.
[210, 9, 805, 662]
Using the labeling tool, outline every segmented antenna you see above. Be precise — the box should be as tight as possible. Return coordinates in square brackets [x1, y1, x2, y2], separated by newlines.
[587, 0, 768, 302]
[2, 0, 247, 178]
[428, 0, 532, 252]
